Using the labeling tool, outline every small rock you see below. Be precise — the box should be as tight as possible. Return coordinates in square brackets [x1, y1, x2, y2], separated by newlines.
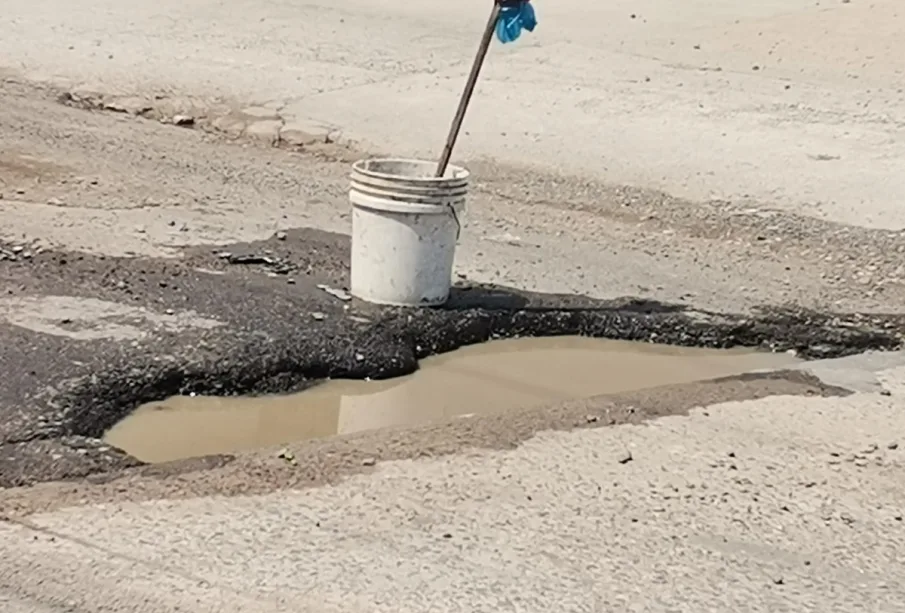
[172, 114, 195, 127]
[618, 450, 633, 465]
[15, 188, 25, 195]
[102, 96, 152, 115]
[316, 284, 352, 301]
[355, 353, 365, 362]
[311, 312, 326, 321]
[165, 308, 174, 315]
[361, 457, 376, 467]
[228, 254, 269, 265]
[277, 448, 297, 464]
[47, 197, 64, 206]
[585, 415, 599, 423]
[275, 231, 287, 241]
[772, 576, 784, 585]
[880, 389, 892, 396]
[888, 442, 899, 450]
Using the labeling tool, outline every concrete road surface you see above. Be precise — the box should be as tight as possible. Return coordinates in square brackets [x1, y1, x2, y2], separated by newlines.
[2, 0, 903, 229]
[1, 0, 904, 611]
[2, 354, 905, 612]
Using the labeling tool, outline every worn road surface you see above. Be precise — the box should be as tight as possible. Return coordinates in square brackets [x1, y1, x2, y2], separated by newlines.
[1, 0, 904, 610]
[3, 0, 903, 230]
[3, 357, 905, 612]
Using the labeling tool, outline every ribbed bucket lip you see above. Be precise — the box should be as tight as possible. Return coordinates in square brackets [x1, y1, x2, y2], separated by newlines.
[352, 158, 469, 183]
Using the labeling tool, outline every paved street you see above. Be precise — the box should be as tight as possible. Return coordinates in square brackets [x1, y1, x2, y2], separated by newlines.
[3, 355, 905, 612]
[0, 0, 903, 610]
[3, 0, 903, 229]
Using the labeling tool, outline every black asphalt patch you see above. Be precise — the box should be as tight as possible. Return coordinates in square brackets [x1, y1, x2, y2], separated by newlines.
[0, 228, 902, 487]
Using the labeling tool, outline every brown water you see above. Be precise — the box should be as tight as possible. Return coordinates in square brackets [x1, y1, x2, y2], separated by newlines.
[103, 337, 801, 463]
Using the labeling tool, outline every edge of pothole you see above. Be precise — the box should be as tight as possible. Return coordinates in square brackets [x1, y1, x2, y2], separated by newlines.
[55, 301, 901, 440]
[0, 368, 850, 517]
[0, 298, 891, 489]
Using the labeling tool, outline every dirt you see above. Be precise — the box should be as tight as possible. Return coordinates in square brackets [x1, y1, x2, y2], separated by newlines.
[2, 76, 905, 315]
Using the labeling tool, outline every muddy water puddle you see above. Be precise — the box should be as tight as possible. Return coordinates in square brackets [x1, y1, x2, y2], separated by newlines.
[104, 337, 801, 463]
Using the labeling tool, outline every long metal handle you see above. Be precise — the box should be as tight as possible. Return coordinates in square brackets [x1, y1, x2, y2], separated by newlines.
[435, 2, 502, 178]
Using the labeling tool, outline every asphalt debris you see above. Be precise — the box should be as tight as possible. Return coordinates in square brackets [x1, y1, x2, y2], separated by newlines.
[0, 228, 901, 487]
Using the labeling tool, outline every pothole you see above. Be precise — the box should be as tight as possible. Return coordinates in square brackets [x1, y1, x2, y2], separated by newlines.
[102, 336, 800, 463]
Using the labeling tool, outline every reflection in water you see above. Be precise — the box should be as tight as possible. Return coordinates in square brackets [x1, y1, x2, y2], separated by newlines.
[103, 336, 801, 463]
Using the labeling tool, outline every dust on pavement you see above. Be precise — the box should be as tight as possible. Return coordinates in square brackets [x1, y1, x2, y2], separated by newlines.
[2, 77, 905, 314]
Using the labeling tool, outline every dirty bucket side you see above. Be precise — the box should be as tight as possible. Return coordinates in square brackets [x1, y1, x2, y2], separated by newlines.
[349, 159, 469, 307]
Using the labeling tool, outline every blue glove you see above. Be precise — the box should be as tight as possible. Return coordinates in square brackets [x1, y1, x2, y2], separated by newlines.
[495, 1, 537, 44]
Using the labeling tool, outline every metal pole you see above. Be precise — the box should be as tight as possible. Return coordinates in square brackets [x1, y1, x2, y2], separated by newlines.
[435, 1, 503, 178]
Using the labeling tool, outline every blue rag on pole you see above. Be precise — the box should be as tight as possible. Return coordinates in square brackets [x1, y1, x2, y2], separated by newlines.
[495, 1, 537, 44]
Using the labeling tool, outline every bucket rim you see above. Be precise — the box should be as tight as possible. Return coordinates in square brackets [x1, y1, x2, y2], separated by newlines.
[350, 189, 466, 215]
[352, 158, 470, 183]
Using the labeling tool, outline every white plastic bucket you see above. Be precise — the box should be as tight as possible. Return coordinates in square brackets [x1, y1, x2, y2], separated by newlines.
[349, 158, 469, 306]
